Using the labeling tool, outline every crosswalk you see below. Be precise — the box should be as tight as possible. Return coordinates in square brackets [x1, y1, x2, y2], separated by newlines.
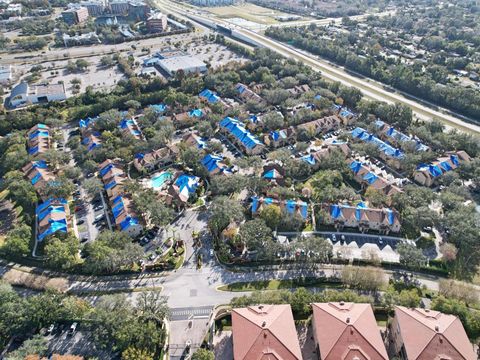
[170, 306, 213, 321]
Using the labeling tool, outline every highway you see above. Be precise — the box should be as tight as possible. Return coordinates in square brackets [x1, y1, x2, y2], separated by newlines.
[155, 0, 480, 135]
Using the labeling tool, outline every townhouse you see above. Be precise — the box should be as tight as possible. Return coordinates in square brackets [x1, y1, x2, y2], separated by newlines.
[251, 196, 308, 220]
[201, 154, 233, 176]
[414, 150, 471, 187]
[27, 124, 51, 157]
[349, 159, 402, 196]
[98, 160, 143, 236]
[388, 306, 475, 360]
[219, 117, 265, 155]
[22, 160, 56, 200]
[322, 202, 401, 234]
[375, 119, 429, 152]
[350, 127, 405, 166]
[119, 118, 144, 141]
[182, 132, 208, 149]
[312, 302, 388, 360]
[36, 198, 70, 242]
[297, 115, 344, 137]
[231, 304, 302, 360]
[301, 141, 351, 170]
[133, 145, 178, 172]
[264, 127, 296, 148]
[235, 82, 264, 104]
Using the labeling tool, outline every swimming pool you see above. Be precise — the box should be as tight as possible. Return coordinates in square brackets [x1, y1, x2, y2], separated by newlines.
[151, 171, 173, 189]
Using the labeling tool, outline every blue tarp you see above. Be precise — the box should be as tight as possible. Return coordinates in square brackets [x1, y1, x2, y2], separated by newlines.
[351, 127, 404, 159]
[150, 104, 167, 113]
[188, 109, 203, 118]
[175, 174, 199, 194]
[302, 154, 316, 165]
[199, 89, 221, 103]
[220, 117, 263, 149]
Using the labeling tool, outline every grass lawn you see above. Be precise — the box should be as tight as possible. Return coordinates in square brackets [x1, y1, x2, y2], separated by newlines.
[217, 277, 343, 292]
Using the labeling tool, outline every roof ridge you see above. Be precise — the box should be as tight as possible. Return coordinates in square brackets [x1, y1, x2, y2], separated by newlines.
[234, 307, 300, 360]
[321, 308, 387, 360]
[397, 307, 438, 358]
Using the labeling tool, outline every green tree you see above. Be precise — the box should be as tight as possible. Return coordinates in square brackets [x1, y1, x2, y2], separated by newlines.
[260, 204, 282, 230]
[1, 224, 31, 258]
[208, 196, 245, 238]
[122, 347, 154, 360]
[397, 243, 426, 270]
[191, 348, 214, 360]
[6, 334, 48, 360]
[44, 236, 79, 270]
[83, 231, 143, 274]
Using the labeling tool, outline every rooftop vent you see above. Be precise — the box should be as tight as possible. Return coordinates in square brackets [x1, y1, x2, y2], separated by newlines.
[262, 321, 266, 328]
[346, 317, 350, 324]
[435, 325, 439, 332]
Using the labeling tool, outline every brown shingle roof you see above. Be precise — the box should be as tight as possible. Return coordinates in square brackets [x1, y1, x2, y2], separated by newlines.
[232, 304, 302, 360]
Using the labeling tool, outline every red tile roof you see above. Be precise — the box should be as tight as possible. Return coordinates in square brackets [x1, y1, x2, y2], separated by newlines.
[394, 306, 475, 360]
[312, 302, 388, 360]
[232, 304, 302, 360]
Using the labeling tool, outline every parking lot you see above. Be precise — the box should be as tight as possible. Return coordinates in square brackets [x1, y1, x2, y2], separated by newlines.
[63, 126, 111, 243]
[45, 323, 116, 359]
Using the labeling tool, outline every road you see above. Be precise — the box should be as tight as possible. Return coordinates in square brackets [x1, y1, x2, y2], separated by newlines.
[156, 0, 480, 135]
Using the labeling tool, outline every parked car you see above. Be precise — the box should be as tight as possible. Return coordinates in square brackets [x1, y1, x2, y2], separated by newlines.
[77, 219, 85, 225]
[94, 214, 105, 222]
[68, 323, 77, 336]
[94, 204, 104, 211]
[47, 324, 55, 334]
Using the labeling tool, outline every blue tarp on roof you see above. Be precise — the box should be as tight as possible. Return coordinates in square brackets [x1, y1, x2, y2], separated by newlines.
[105, 180, 119, 190]
[29, 130, 49, 140]
[29, 146, 40, 155]
[450, 155, 459, 166]
[351, 127, 404, 159]
[99, 163, 114, 177]
[220, 117, 263, 150]
[79, 116, 97, 129]
[175, 174, 199, 194]
[188, 109, 203, 118]
[119, 216, 139, 231]
[31, 171, 42, 185]
[363, 172, 378, 184]
[440, 161, 452, 172]
[202, 154, 229, 174]
[331, 204, 342, 219]
[251, 197, 259, 212]
[32, 160, 48, 169]
[302, 154, 316, 165]
[36, 198, 67, 214]
[249, 115, 259, 123]
[286, 200, 296, 214]
[199, 89, 221, 103]
[350, 160, 362, 174]
[263, 169, 280, 179]
[150, 104, 167, 113]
